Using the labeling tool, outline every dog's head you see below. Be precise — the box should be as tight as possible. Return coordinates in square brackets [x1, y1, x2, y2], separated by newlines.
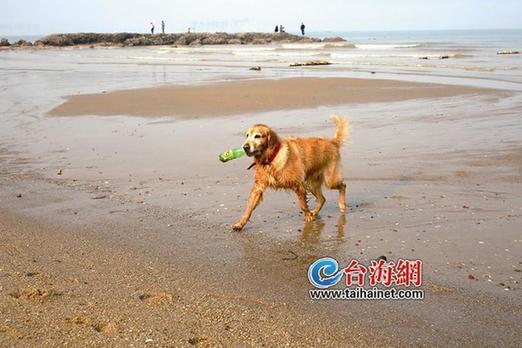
[242, 124, 279, 157]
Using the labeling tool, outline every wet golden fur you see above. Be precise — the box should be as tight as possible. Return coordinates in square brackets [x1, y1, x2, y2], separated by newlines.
[233, 115, 350, 231]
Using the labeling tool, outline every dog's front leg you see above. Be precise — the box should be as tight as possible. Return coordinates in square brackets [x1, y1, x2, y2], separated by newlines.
[294, 186, 314, 222]
[232, 182, 266, 231]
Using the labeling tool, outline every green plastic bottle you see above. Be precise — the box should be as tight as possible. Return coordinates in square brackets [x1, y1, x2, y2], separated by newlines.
[219, 147, 245, 162]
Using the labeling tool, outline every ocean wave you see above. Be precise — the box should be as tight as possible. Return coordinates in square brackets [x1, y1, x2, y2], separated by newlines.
[330, 52, 471, 59]
[330, 52, 435, 59]
[131, 56, 171, 60]
[232, 46, 278, 52]
[168, 47, 233, 54]
[281, 43, 326, 49]
[129, 56, 202, 62]
[324, 42, 356, 48]
[354, 43, 422, 50]
[232, 50, 324, 57]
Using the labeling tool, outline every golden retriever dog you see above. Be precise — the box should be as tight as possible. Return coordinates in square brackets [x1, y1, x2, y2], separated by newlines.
[232, 115, 350, 231]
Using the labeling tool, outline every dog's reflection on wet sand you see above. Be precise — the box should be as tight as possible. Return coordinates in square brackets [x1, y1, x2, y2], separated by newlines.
[300, 215, 346, 243]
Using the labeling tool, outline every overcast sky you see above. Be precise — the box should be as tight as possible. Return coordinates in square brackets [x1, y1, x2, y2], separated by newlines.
[1, 0, 521, 35]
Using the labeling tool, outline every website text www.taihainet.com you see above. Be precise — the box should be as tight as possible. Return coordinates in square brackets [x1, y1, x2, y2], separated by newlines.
[309, 287, 425, 300]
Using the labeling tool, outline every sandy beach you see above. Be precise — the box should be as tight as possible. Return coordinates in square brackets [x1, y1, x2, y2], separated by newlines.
[49, 77, 490, 118]
[1, 35, 522, 346]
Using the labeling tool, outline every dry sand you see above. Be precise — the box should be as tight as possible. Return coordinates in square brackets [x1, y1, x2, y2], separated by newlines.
[49, 77, 491, 118]
[0, 209, 378, 347]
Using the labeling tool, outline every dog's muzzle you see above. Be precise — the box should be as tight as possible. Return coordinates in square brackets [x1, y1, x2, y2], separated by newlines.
[243, 144, 256, 157]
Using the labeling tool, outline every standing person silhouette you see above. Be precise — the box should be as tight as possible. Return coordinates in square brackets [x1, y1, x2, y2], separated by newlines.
[150, 22, 155, 34]
[161, 20, 165, 34]
[300, 22, 306, 35]
[274, 25, 279, 33]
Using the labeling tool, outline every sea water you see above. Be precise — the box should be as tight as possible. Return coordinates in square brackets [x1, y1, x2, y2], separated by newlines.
[1, 29, 521, 94]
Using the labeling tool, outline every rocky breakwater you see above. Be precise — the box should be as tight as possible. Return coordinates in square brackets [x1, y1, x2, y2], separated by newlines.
[28, 32, 345, 47]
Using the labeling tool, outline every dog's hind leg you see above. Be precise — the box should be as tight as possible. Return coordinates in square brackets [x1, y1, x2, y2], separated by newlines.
[294, 185, 314, 222]
[233, 182, 266, 231]
[325, 162, 347, 213]
[309, 183, 326, 218]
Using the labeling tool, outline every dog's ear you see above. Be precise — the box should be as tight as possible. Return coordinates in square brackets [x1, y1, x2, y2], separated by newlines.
[267, 128, 279, 148]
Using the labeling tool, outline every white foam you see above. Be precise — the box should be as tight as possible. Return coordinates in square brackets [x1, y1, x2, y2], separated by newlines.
[354, 44, 421, 50]
[330, 52, 437, 59]
[232, 50, 323, 57]
[281, 43, 326, 49]
[129, 56, 202, 62]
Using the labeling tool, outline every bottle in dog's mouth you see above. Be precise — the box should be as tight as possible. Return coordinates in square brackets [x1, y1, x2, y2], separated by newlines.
[242, 144, 260, 157]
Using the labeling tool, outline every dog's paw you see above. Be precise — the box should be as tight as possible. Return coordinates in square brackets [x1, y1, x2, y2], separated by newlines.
[339, 204, 346, 213]
[304, 212, 315, 223]
[232, 223, 244, 231]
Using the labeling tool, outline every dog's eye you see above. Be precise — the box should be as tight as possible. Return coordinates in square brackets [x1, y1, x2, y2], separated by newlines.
[254, 134, 261, 139]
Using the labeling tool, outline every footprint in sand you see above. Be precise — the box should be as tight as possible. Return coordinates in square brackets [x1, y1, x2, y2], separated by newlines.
[0, 324, 24, 340]
[138, 291, 177, 305]
[92, 321, 118, 334]
[9, 288, 62, 303]
[66, 316, 91, 326]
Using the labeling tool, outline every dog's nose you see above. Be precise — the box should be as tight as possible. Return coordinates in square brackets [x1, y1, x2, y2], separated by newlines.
[243, 144, 250, 153]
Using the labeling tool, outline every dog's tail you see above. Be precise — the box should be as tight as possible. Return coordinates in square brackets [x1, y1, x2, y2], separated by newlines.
[331, 115, 351, 145]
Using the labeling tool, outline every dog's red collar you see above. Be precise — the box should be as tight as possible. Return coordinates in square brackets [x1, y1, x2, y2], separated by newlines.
[247, 142, 281, 170]
[266, 142, 282, 164]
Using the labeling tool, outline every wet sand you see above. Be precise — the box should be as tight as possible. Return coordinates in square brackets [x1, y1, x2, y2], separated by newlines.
[1, 160, 521, 347]
[49, 77, 491, 118]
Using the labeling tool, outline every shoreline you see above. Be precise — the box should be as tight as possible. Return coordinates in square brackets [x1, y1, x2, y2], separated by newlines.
[49, 77, 498, 118]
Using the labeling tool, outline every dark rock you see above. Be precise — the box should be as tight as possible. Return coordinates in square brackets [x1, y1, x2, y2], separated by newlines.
[201, 33, 227, 45]
[13, 39, 33, 47]
[34, 32, 319, 47]
[298, 37, 315, 43]
[252, 38, 268, 45]
[497, 50, 519, 55]
[189, 38, 201, 46]
[290, 60, 331, 67]
[322, 36, 346, 43]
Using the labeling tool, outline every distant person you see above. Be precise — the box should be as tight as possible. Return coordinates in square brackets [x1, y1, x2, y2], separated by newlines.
[279, 25, 285, 33]
[300, 22, 305, 36]
[274, 25, 279, 33]
[161, 20, 165, 34]
[150, 22, 155, 34]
